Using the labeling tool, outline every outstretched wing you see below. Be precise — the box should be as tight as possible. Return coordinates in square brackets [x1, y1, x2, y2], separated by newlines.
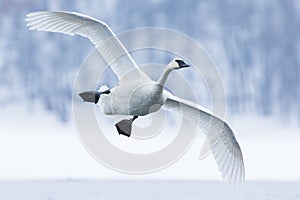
[163, 93, 245, 184]
[25, 11, 149, 81]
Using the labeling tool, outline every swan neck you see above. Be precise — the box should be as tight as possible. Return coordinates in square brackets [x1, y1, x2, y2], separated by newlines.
[157, 67, 173, 86]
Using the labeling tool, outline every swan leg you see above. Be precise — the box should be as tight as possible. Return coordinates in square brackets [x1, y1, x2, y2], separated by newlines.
[115, 116, 138, 137]
[78, 90, 110, 104]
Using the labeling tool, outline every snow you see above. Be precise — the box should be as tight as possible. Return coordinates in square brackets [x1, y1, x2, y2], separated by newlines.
[1, 0, 299, 198]
[0, 180, 299, 200]
[1, 105, 300, 181]
[1, 103, 300, 199]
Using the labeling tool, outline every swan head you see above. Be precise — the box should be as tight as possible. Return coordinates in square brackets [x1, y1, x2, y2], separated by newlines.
[167, 58, 190, 70]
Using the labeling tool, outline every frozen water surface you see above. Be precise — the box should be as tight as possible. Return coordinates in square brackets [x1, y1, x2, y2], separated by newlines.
[0, 180, 299, 200]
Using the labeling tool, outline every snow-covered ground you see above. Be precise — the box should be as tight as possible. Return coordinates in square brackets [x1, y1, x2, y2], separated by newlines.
[0, 180, 299, 200]
[1, 105, 300, 199]
[1, 105, 300, 181]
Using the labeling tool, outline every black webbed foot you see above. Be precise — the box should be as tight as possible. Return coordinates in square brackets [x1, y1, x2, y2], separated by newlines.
[79, 90, 110, 104]
[115, 116, 138, 137]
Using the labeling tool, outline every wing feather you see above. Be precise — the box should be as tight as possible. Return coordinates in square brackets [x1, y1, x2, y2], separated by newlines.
[25, 11, 149, 81]
[163, 94, 245, 184]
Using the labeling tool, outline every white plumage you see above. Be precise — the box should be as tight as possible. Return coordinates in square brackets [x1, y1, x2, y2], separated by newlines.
[26, 11, 245, 184]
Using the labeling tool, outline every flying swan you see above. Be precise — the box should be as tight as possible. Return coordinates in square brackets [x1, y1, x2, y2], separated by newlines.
[26, 11, 245, 184]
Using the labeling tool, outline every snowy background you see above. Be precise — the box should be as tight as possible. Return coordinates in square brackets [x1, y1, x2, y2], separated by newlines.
[1, 0, 300, 199]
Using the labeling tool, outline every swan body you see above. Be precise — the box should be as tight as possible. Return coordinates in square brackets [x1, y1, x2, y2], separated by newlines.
[100, 80, 164, 116]
[99, 58, 185, 116]
[26, 11, 245, 184]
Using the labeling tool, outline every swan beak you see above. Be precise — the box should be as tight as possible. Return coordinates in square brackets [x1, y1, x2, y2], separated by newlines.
[178, 61, 190, 68]
[180, 63, 190, 68]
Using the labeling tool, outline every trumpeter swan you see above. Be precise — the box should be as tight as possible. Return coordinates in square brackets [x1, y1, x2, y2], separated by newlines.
[26, 11, 245, 184]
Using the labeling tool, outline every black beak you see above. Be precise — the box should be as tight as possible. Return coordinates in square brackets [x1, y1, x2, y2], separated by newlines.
[175, 59, 190, 68]
[180, 63, 190, 68]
